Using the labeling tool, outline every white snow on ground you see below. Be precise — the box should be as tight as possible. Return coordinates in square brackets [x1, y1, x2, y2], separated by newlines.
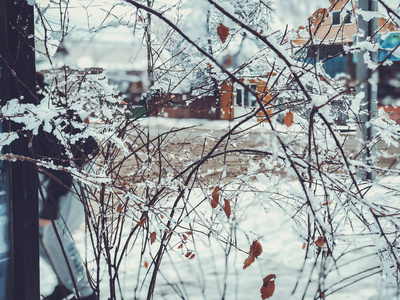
[40, 118, 398, 299]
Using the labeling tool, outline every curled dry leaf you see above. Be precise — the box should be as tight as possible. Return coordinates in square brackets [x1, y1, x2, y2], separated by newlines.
[243, 240, 263, 269]
[223, 198, 231, 219]
[315, 236, 325, 248]
[217, 23, 229, 43]
[116, 204, 122, 213]
[284, 110, 294, 127]
[260, 274, 276, 299]
[211, 186, 219, 208]
[150, 232, 156, 245]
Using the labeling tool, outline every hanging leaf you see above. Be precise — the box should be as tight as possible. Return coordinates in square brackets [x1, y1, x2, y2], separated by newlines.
[260, 274, 276, 299]
[223, 198, 231, 219]
[178, 243, 183, 249]
[217, 23, 229, 43]
[284, 110, 294, 127]
[302, 243, 306, 249]
[243, 240, 263, 269]
[116, 204, 122, 213]
[211, 186, 220, 208]
[182, 234, 188, 241]
[315, 236, 325, 248]
[150, 232, 156, 244]
[144, 261, 149, 268]
[322, 201, 332, 206]
[185, 252, 192, 258]
[189, 253, 196, 260]
[137, 217, 147, 227]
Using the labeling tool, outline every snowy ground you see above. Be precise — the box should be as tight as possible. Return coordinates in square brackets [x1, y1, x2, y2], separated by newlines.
[41, 118, 400, 300]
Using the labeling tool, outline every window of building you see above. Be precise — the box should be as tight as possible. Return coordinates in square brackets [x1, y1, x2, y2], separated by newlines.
[236, 89, 242, 106]
[332, 11, 340, 25]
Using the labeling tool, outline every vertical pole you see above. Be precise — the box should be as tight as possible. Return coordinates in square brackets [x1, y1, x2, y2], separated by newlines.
[0, 1, 39, 299]
[356, 0, 378, 181]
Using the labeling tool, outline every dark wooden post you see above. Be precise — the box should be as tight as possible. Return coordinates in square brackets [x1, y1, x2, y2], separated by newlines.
[0, 1, 39, 299]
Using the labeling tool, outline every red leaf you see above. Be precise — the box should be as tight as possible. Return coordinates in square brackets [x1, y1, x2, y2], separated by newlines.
[217, 23, 229, 43]
[284, 110, 294, 127]
[260, 274, 276, 299]
[116, 204, 122, 213]
[223, 198, 231, 219]
[211, 186, 219, 208]
[83, 117, 90, 124]
[185, 252, 192, 258]
[189, 253, 196, 260]
[144, 261, 149, 268]
[182, 234, 188, 241]
[150, 232, 156, 244]
[178, 243, 183, 249]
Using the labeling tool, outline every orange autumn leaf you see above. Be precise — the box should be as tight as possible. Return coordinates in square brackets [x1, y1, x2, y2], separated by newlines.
[137, 217, 147, 227]
[322, 201, 332, 206]
[116, 204, 122, 213]
[243, 240, 263, 269]
[260, 274, 276, 299]
[284, 110, 294, 127]
[217, 23, 229, 43]
[144, 261, 149, 268]
[223, 198, 231, 219]
[302, 243, 306, 249]
[150, 232, 156, 244]
[120, 99, 128, 105]
[315, 236, 325, 248]
[211, 186, 219, 208]
[182, 234, 188, 241]
[189, 253, 196, 260]
[178, 243, 183, 249]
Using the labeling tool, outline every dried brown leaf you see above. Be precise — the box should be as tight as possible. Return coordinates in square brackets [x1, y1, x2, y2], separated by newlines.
[211, 186, 219, 208]
[223, 198, 231, 219]
[116, 204, 122, 213]
[260, 274, 276, 299]
[150, 232, 156, 244]
[284, 110, 294, 127]
[144, 261, 149, 268]
[189, 253, 196, 260]
[217, 23, 229, 43]
[243, 240, 263, 269]
[185, 252, 192, 258]
[315, 236, 325, 248]
[137, 217, 146, 227]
